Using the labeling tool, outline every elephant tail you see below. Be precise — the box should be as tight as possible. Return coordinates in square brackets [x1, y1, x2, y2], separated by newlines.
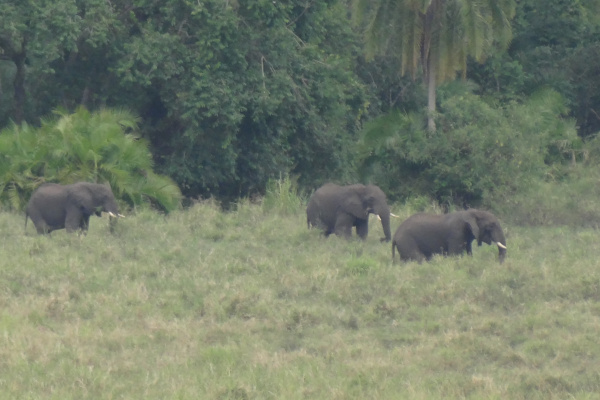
[24, 211, 29, 230]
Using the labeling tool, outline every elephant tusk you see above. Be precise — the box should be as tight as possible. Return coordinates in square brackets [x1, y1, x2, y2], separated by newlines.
[108, 212, 125, 218]
[390, 212, 400, 218]
[497, 242, 507, 249]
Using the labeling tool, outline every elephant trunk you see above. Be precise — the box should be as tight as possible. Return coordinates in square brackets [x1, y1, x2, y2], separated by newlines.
[379, 210, 392, 242]
[497, 245, 506, 263]
[494, 230, 507, 263]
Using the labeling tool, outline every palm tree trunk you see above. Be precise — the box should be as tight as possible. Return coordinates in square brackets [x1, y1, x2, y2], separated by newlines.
[427, 58, 436, 132]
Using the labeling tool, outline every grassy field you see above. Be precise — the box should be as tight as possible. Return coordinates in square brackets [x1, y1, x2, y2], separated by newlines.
[1, 199, 600, 399]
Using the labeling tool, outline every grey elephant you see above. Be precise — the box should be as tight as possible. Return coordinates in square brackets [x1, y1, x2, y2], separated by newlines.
[25, 182, 124, 234]
[306, 183, 392, 241]
[392, 209, 507, 263]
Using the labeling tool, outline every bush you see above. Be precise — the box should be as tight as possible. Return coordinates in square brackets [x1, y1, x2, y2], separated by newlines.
[358, 87, 580, 208]
[492, 158, 600, 227]
[0, 107, 181, 212]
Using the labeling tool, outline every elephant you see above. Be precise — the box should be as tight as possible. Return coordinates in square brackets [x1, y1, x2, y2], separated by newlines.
[392, 209, 507, 263]
[25, 182, 124, 234]
[306, 183, 392, 241]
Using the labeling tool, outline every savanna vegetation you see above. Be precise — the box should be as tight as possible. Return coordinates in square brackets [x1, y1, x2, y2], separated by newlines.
[2, 186, 600, 399]
[2, 0, 600, 398]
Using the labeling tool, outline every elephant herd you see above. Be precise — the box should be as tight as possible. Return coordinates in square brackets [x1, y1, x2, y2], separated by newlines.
[307, 183, 507, 263]
[24, 181, 507, 263]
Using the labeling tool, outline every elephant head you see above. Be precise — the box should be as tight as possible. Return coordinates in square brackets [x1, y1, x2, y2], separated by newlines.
[462, 210, 507, 263]
[69, 182, 121, 218]
[340, 184, 392, 242]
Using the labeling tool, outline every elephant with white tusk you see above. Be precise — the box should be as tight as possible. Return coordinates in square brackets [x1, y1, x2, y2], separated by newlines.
[306, 183, 392, 242]
[25, 182, 124, 234]
[392, 209, 507, 263]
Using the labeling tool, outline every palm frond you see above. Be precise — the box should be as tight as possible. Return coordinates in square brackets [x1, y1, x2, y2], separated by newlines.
[0, 107, 181, 212]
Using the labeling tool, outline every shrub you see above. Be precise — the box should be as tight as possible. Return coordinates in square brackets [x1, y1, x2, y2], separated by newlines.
[0, 107, 181, 212]
[492, 158, 600, 227]
[358, 87, 580, 208]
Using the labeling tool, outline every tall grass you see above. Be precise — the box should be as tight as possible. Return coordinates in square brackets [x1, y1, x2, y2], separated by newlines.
[2, 198, 600, 399]
[261, 174, 304, 215]
[492, 165, 600, 228]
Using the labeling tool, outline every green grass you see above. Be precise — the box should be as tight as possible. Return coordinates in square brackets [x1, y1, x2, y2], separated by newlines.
[2, 201, 600, 399]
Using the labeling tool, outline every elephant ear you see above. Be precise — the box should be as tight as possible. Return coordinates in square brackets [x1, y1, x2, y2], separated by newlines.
[68, 189, 95, 215]
[341, 193, 368, 219]
[462, 212, 480, 240]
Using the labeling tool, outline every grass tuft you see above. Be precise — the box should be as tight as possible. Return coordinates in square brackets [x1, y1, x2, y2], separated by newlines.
[261, 174, 304, 215]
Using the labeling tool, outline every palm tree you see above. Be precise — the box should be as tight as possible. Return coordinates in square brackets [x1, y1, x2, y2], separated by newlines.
[353, 0, 515, 131]
[0, 107, 182, 212]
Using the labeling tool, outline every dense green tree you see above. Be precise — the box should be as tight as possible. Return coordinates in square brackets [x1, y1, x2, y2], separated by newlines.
[0, 0, 368, 201]
[0, 0, 128, 125]
[470, 0, 600, 137]
[4, 0, 600, 208]
[114, 0, 366, 200]
[358, 86, 579, 206]
[38, 0, 127, 112]
[352, 0, 515, 131]
[0, 0, 80, 123]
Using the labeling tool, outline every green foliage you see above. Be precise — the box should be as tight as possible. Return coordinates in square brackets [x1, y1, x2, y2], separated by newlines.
[467, 52, 528, 103]
[1, 0, 367, 201]
[261, 175, 304, 216]
[471, 0, 600, 137]
[353, 0, 515, 81]
[493, 169, 600, 228]
[497, 134, 600, 227]
[353, 0, 516, 130]
[113, 0, 365, 200]
[345, 256, 378, 277]
[359, 87, 579, 206]
[0, 0, 84, 123]
[2, 0, 600, 208]
[0, 107, 181, 212]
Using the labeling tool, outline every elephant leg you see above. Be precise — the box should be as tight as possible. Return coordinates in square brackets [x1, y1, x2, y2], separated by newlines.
[27, 211, 49, 234]
[396, 238, 426, 263]
[33, 218, 50, 234]
[355, 218, 369, 240]
[318, 220, 333, 236]
[36, 222, 50, 234]
[334, 213, 354, 239]
[79, 214, 91, 235]
[65, 209, 84, 233]
[401, 249, 426, 263]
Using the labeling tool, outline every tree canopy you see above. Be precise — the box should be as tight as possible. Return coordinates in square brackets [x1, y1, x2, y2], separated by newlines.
[1, 0, 599, 209]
